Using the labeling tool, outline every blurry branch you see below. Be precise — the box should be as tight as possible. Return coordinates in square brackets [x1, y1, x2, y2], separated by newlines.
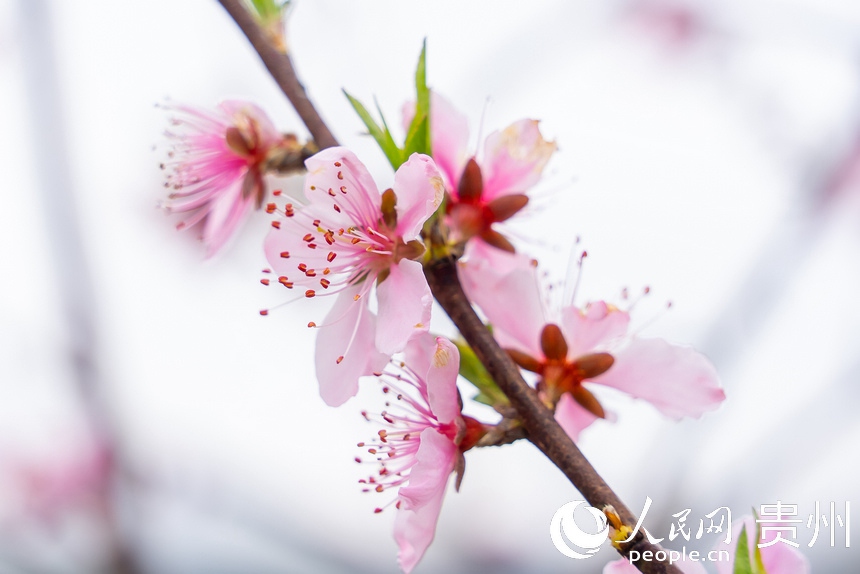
[216, 2, 680, 572]
[217, 0, 338, 149]
[19, 1, 139, 573]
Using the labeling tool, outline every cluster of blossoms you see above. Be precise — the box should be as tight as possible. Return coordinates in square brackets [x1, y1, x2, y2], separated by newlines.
[161, 85, 729, 572]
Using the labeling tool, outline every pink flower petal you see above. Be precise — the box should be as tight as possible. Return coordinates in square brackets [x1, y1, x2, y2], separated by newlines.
[762, 543, 812, 574]
[314, 288, 388, 406]
[561, 302, 631, 359]
[714, 517, 811, 574]
[263, 202, 341, 278]
[393, 153, 446, 240]
[458, 243, 545, 356]
[201, 179, 253, 257]
[375, 259, 432, 355]
[304, 147, 381, 228]
[481, 119, 556, 201]
[554, 393, 600, 442]
[425, 338, 461, 425]
[593, 338, 724, 419]
[394, 428, 457, 574]
[404, 332, 437, 384]
[403, 92, 470, 192]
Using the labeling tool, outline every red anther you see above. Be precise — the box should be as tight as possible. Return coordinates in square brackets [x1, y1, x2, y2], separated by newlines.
[306, 269, 316, 277]
[396, 501, 402, 509]
[320, 278, 331, 289]
[375, 485, 384, 493]
[273, 189, 282, 196]
[271, 221, 281, 229]
[337, 171, 344, 180]
[327, 252, 337, 262]
[374, 508, 383, 513]
[302, 233, 314, 242]
[265, 202, 277, 213]
[340, 186, 347, 193]
[336, 355, 344, 364]
[298, 263, 308, 272]
[581, 250, 588, 258]
[368, 448, 377, 455]
[262, 268, 271, 273]
[357, 442, 365, 447]
[260, 278, 270, 286]
[280, 251, 290, 258]
[644, 286, 651, 294]
[351, 237, 361, 244]
[323, 268, 331, 275]
[305, 289, 316, 298]
[324, 231, 335, 245]
[308, 322, 317, 328]
[333, 204, 341, 212]
[334, 161, 342, 167]
[378, 430, 388, 441]
[278, 276, 289, 284]
[327, 188, 335, 197]
[312, 219, 321, 227]
[307, 243, 317, 249]
[354, 457, 361, 463]
[259, 310, 269, 316]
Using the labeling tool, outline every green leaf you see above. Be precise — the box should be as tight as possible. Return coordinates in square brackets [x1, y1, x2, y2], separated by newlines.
[404, 40, 431, 157]
[403, 114, 429, 159]
[733, 526, 754, 574]
[344, 90, 403, 169]
[246, 0, 286, 21]
[752, 510, 767, 574]
[453, 339, 509, 408]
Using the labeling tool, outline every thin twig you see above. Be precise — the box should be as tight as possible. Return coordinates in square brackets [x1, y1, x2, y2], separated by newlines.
[216, 2, 681, 572]
[217, 0, 339, 149]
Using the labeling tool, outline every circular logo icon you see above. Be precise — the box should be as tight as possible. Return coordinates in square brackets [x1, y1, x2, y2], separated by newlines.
[550, 500, 609, 559]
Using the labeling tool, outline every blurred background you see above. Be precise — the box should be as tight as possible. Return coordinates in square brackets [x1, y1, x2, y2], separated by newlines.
[2, 0, 859, 572]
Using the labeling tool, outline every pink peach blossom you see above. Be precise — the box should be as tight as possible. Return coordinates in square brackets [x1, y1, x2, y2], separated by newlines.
[714, 516, 811, 574]
[404, 92, 556, 251]
[264, 147, 444, 406]
[357, 336, 484, 573]
[460, 247, 724, 441]
[161, 100, 283, 257]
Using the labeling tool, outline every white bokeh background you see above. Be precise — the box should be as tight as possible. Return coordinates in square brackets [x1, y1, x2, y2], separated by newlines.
[2, 0, 860, 572]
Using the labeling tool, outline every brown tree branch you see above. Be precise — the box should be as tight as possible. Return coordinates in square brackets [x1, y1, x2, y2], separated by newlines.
[425, 258, 680, 574]
[216, 2, 681, 572]
[217, 0, 339, 150]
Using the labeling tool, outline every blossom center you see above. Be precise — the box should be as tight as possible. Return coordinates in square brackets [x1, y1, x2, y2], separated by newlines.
[507, 323, 615, 418]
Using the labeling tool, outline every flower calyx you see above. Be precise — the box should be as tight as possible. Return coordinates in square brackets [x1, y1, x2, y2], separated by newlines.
[507, 323, 615, 418]
[447, 157, 529, 253]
